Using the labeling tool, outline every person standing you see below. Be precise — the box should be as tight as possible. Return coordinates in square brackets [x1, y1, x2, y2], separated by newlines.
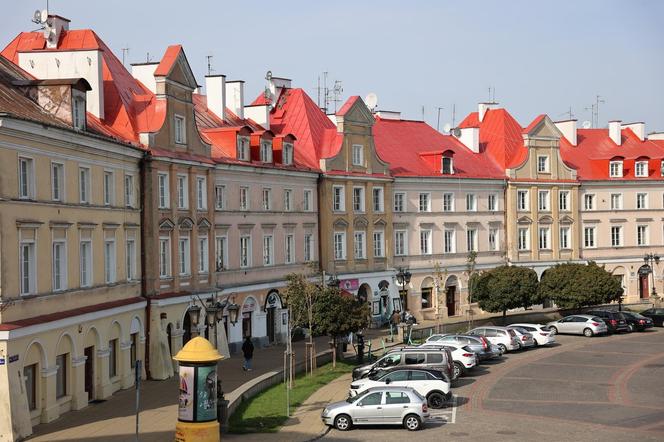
[242, 336, 254, 371]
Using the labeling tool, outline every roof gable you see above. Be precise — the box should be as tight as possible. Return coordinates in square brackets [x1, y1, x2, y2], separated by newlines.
[154, 45, 197, 89]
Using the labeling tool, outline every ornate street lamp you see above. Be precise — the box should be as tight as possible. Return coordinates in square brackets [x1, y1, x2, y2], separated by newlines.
[205, 300, 218, 327]
[396, 268, 412, 287]
[187, 304, 201, 328]
[227, 300, 240, 325]
[644, 253, 661, 298]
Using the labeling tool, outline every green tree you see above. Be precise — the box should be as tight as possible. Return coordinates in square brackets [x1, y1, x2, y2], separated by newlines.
[538, 262, 623, 310]
[472, 265, 540, 324]
[283, 272, 319, 376]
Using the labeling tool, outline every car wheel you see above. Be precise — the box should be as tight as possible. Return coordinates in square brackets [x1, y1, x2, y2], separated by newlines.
[498, 343, 507, 353]
[452, 362, 464, 380]
[583, 328, 594, 337]
[628, 324, 635, 332]
[403, 414, 421, 431]
[549, 327, 558, 336]
[334, 414, 352, 431]
[427, 392, 445, 409]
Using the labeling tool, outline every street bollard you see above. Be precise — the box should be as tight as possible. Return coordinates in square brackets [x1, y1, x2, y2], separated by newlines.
[173, 337, 224, 442]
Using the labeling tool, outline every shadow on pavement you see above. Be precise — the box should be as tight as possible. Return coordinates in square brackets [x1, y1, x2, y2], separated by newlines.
[453, 377, 476, 388]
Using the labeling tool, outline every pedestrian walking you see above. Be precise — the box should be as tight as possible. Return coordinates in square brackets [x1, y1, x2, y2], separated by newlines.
[242, 336, 254, 371]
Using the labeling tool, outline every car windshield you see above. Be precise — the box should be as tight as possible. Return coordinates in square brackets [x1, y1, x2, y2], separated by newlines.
[369, 370, 387, 380]
[590, 317, 603, 322]
[346, 394, 362, 403]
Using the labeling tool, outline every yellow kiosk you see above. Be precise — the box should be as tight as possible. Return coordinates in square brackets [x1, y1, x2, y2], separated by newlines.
[174, 337, 223, 442]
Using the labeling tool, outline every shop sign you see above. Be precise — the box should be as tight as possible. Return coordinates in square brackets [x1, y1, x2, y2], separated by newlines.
[8, 355, 18, 363]
[339, 278, 359, 291]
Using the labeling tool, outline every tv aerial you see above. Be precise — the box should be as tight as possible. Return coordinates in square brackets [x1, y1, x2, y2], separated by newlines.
[364, 92, 378, 111]
[442, 123, 452, 134]
[582, 120, 592, 129]
[32, 9, 48, 25]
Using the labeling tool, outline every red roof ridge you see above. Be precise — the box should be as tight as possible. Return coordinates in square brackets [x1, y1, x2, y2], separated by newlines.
[337, 95, 361, 116]
[154, 44, 183, 77]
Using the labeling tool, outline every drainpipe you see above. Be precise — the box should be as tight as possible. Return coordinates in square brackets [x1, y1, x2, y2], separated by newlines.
[140, 151, 152, 378]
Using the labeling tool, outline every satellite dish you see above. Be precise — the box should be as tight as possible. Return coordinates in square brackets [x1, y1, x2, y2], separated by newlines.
[443, 123, 452, 134]
[40, 9, 48, 23]
[452, 127, 462, 137]
[32, 10, 42, 24]
[265, 70, 272, 81]
[365, 92, 378, 111]
[582, 120, 592, 129]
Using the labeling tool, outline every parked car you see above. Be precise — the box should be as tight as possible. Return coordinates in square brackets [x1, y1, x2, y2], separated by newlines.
[352, 346, 453, 381]
[546, 315, 608, 337]
[585, 310, 630, 333]
[349, 367, 451, 408]
[639, 308, 664, 327]
[322, 386, 429, 431]
[509, 323, 556, 346]
[468, 326, 521, 352]
[419, 341, 478, 379]
[620, 311, 654, 331]
[506, 326, 536, 349]
[425, 334, 497, 362]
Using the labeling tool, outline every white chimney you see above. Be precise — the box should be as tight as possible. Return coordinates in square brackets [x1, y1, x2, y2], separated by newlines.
[375, 110, 401, 120]
[458, 127, 480, 153]
[554, 119, 577, 146]
[44, 15, 70, 49]
[225, 81, 244, 119]
[131, 63, 158, 94]
[609, 120, 622, 145]
[647, 132, 664, 140]
[244, 105, 270, 130]
[621, 122, 645, 141]
[205, 75, 226, 121]
[267, 76, 291, 105]
[478, 102, 498, 122]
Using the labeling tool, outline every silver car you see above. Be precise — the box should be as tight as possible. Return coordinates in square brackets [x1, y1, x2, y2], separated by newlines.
[507, 326, 536, 349]
[547, 314, 608, 337]
[322, 386, 429, 431]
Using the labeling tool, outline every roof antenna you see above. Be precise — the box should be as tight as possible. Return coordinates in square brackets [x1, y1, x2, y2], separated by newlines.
[121, 45, 130, 66]
[452, 103, 456, 127]
[206, 54, 214, 76]
[331, 80, 343, 113]
[436, 107, 444, 131]
[146, 52, 152, 63]
[421, 105, 425, 121]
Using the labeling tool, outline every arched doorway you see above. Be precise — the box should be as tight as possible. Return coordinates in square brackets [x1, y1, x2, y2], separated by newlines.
[182, 311, 192, 347]
[420, 277, 434, 311]
[166, 323, 173, 356]
[242, 297, 257, 338]
[358, 283, 375, 315]
[445, 275, 459, 317]
[264, 290, 282, 344]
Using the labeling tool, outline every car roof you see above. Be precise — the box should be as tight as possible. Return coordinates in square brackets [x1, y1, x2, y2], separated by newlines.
[387, 346, 449, 353]
[363, 385, 416, 393]
[473, 325, 511, 330]
[510, 323, 543, 327]
[570, 314, 596, 319]
[377, 366, 443, 375]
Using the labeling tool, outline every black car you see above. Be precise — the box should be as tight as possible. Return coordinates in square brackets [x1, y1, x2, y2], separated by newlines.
[620, 311, 654, 331]
[640, 308, 664, 327]
[585, 310, 630, 333]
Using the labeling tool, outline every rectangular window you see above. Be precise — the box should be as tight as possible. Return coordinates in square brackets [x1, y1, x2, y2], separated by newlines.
[444, 229, 455, 254]
[466, 194, 477, 211]
[420, 230, 432, 255]
[353, 187, 365, 212]
[372, 187, 384, 212]
[72, 96, 86, 130]
[488, 194, 497, 211]
[637, 225, 649, 246]
[158, 172, 169, 209]
[126, 239, 136, 280]
[174, 115, 185, 144]
[637, 193, 648, 209]
[285, 234, 295, 264]
[124, 174, 134, 208]
[198, 236, 209, 273]
[517, 190, 529, 211]
[177, 175, 188, 209]
[215, 236, 227, 271]
[610, 193, 623, 210]
[79, 167, 91, 204]
[52, 162, 64, 201]
[395, 230, 407, 256]
[394, 192, 405, 212]
[559, 226, 570, 249]
[240, 235, 252, 268]
[24, 364, 36, 411]
[333, 186, 345, 212]
[56, 353, 67, 399]
[354, 231, 366, 259]
[538, 190, 550, 211]
[262, 188, 272, 211]
[20, 239, 36, 295]
[559, 190, 570, 211]
[611, 226, 623, 247]
[237, 136, 250, 161]
[109, 339, 118, 378]
[537, 155, 550, 173]
[610, 161, 623, 178]
[518, 227, 530, 251]
[263, 235, 274, 266]
[538, 227, 550, 250]
[103, 171, 114, 206]
[215, 185, 225, 209]
[104, 239, 116, 283]
[197, 177, 207, 210]
[584, 194, 595, 211]
[282, 143, 293, 165]
[373, 231, 384, 258]
[635, 161, 648, 177]
[584, 226, 596, 248]
[179, 237, 190, 275]
[53, 240, 67, 291]
[443, 193, 454, 212]
[489, 228, 498, 251]
[304, 233, 314, 262]
[159, 237, 171, 278]
[80, 240, 92, 287]
[352, 144, 364, 166]
[303, 189, 313, 211]
[260, 141, 272, 163]
[441, 156, 453, 174]
[466, 228, 477, 252]
[240, 186, 249, 210]
[19, 157, 34, 199]
[333, 232, 346, 260]
[284, 189, 293, 212]
[419, 193, 431, 212]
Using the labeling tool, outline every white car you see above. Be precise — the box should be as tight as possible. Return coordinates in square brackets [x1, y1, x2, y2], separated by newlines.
[506, 326, 536, 349]
[419, 342, 477, 379]
[468, 326, 520, 352]
[349, 367, 451, 409]
[509, 323, 556, 346]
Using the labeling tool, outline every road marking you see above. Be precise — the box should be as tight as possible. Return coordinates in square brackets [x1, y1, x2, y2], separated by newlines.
[428, 395, 457, 425]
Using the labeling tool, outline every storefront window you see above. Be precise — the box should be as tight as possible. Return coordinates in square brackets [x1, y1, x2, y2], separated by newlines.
[421, 287, 432, 309]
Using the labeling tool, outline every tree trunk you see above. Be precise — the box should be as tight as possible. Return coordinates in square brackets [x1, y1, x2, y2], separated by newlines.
[502, 309, 507, 326]
[332, 336, 337, 368]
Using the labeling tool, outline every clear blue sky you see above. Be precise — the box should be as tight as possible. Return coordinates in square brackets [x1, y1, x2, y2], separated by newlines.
[3, 0, 663, 131]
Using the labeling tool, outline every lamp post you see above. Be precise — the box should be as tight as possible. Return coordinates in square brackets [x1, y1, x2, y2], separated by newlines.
[395, 267, 411, 312]
[190, 295, 240, 345]
[644, 253, 661, 300]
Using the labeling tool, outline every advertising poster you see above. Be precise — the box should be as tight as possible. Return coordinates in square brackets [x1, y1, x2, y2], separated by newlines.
[177, 366, 194, 421]
[196, 366, 217, 421]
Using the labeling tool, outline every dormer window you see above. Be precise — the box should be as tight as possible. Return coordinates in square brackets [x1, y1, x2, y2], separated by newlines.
[441, 155, 454, 174]
[174, 115, 186, 144]
[635, 160, 648, 177]
[282, 143, 294, 165]
[609, 160, 623, 178]
[260, 140, 273, 163]
[352, 144, 364, 166]
[72, 96, 86, 130]
[237, 136, 250, 161]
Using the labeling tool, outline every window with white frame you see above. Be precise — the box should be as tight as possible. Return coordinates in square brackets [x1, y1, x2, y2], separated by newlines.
[80, 238, 92, 287]
[489, 228, 498, 251]
[353, 187, 365, 212]
[583, 194, 595, 210]
[178, 236, 190, 275]
[353, 231, 366, 259]
[394, 192, 405, 212]
[196, 177, 207, 210]
[610, 193, 623, 210]
[55, 353, 68, 399]
[240, 186, 249, 210]
[444, 229, 455, 254]
[284, 189, 293, 211]
[303, 189, 313, 211]
[373, 231, 384, 258]
[262, 188, 272, 211]
[198, 235, 209, 273]
[637, 225, 649, 246]
[174, 115, 185, 144]
[104, 238, 116, 283]
[79, 166, 91, 204]
[466, 194, 477, 211]
[126, 238, 136, 280]
[441, 155, 454, 174]
[215, 185, 225, 210]
[538, 190, 550, 211]
[611, 226, 623, 247]
[260, 140, 273, 163]
[637, 192, 648, 209]
[372, 187, 384, 212]
[158, 172, 169, 209]
[215, 235, 227, 271]
[538, 227, 550, 250]
[443, 193, 454, 212]
[517, 189, 529, 211]
[635, 160, 648, 177]
[609, 160, 623, 178]
[537, 155, 550, 173]
[420, 229, 432, 255]
[20, 235, 36, 295]
[285, 234, 295, 264]
[72, 96, 86, 130]
[240, 235, 252, 268]
[488, 194, 497, 211]
[177, 175, 188, 209]
[518, 227, 530, 251]
[466, 228, 478, 252]
[159, 236, 171, 278]
[282, 143, 294, 165]
[304, 233, 314, 262]
[583, 226, 596, 248]
[18, 157, 35, 199]
[395, 230, 407, 256]
[419, 193, 431, 212]
[559, 226, 570, 249]
[263, 235, 274, 266]
[52, 162, 64, 201]
[237, 136, 250, 161]
[559, 190, 570, 211]
[52, 239, 67, 291]
[333, 232, 346, 260]
[124, 174, 134, 208]
[352, 144, 364, 166]
[333, 186, 345, 212]
[103, 171, 114, 206]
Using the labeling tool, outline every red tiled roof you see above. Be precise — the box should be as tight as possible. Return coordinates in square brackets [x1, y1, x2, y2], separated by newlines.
[154, 44, 181, 77]
[523, 114, 547, 134]
[337, 95, 361, 116]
